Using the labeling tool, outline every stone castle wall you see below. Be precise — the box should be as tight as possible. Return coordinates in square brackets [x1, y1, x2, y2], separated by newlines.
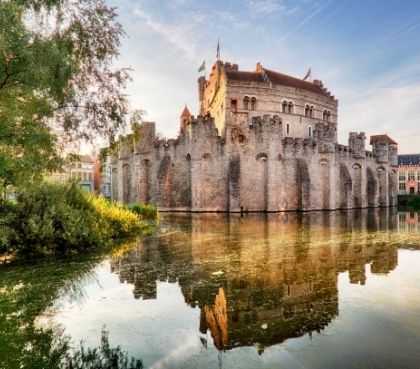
[108, 60, 398, 212]
[111, 114, 398, 212]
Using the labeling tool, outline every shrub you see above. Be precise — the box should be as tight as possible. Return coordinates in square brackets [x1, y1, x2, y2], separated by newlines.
[0, 201, 16, 254]
[127, 203, 158, 221]
[407, 196, 420, 210]
[3, 182, 152, 256]
[87, 195, 145, 238]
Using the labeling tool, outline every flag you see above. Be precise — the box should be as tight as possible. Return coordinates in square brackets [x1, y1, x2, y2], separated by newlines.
[198, 60, 206, 73]
[303, 68, 312, 81]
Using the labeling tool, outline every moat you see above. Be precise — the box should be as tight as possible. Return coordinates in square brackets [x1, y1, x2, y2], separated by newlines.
[2, 209, 420, 369]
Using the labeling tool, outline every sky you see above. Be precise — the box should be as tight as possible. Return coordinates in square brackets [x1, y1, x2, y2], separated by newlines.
[107, 0, 420, 154]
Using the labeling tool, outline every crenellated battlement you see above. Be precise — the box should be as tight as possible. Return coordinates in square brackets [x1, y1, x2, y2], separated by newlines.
[105, 57, 398, 212]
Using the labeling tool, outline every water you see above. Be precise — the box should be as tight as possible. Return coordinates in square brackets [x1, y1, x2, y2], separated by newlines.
[2, 209, 420, 369]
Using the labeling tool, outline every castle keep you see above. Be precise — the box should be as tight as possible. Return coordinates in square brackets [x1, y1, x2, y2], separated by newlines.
[109, 60, 398, 212]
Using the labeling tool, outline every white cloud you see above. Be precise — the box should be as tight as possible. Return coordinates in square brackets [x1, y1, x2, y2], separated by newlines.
[248, 0, 287, 14]
[133, 7, 200, 61]
[340, 83, 420, 154]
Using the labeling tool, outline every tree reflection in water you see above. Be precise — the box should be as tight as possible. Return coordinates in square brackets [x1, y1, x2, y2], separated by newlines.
[110, 209, 415, 353]
[0, 254, 143, 369]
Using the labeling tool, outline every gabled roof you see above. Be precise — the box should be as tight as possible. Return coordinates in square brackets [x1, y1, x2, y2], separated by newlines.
[224, 64, 333, 98]
[398, 154, 420, 166]
[263, 68, 330, 97]
[370, 134, 398, 145]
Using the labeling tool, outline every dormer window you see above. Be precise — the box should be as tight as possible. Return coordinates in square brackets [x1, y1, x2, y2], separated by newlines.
[243, 96, 249, 110]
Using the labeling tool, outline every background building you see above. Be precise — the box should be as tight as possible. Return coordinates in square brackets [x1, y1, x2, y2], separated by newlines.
[398, 154, 420, 194]
[100, 152, 113, 199]
[48, 155, 96, 193]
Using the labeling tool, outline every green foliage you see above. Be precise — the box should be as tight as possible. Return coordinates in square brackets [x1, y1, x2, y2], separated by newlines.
[64, 330, 143, 369]
[0, 253, 143, 369]
[128, 203, 158, 221]
[0, 0, 130, 190]
[2, 182, 151, 257]
[407, 196, 420, 209]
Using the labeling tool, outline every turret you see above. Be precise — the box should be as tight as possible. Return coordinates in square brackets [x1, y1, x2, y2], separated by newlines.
[349, 132, 366, 159]
[180, 105, 192, 133]
[370, 135, 398, 164]
[314, 122, 337, 153]
[198, 76, 206, 115]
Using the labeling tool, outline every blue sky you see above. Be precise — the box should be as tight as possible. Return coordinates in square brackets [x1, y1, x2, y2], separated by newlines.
[109, 0, 420, 153]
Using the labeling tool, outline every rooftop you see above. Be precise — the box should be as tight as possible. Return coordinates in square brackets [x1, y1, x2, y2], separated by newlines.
[398, 154, 420, 166]
[370, 134, 398, 145]
[223, 62, 334, 98]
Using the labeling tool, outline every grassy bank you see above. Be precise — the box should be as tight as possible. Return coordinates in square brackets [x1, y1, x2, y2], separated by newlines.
[0, 182, 157, 257]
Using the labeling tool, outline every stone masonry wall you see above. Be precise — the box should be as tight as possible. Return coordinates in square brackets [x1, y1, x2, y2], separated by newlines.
[111, 115, 398, 212]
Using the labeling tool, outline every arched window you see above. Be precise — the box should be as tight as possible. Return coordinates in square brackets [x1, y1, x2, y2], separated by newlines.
[305, 105, 310, 117]
[286, 123, 290, 136]
[308, 126, 312, 137]
[288, 102, 294, 114]
[282, 101, 288, 113]
[323, 110, 331, 121]
[243, 96, 249, 110]
[309, 106, 314, 118]
[251, 97, 257, 111]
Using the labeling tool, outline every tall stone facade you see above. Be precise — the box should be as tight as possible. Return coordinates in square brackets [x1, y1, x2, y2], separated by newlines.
[109, 60, 398, 212]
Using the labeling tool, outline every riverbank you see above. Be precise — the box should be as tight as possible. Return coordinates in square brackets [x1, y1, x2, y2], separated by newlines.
[0, 182, 158, 258]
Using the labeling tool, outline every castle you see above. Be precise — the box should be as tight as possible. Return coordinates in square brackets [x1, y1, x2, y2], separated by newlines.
[107, 60, 398, 212]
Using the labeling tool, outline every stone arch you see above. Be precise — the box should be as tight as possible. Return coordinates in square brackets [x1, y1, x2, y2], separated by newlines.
[202, 153, 211, 160]
[251, 97, 257, 111]
[367, 167, 377, 207]
[157, 155, 173, 208]
[339, 164, 352, 209]
[296, 159, 310, 211]
[256, 152, 268, 161]
[377, 166, 387, 207]
[228, 156, 241, 211]
[243, 96, 249, 110]
[255, 153, 268, 211]
[139, 159, 151, 204]
[352, 163, 362, 208]
[122, 163, 131, 204]
[320, 159, 330, 209]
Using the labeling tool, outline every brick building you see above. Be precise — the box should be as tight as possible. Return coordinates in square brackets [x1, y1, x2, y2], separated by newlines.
[398, 154, 420, 194]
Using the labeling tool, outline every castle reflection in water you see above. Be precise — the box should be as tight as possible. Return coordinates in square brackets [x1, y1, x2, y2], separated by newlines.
[110, 209, 418, 353]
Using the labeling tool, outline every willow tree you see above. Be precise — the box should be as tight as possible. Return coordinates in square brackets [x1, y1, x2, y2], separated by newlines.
[0, 0, 130, 192]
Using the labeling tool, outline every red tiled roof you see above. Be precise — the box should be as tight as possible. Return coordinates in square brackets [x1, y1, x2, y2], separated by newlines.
[225, 66, 333, 98]
[263, 69, 330, 97]
[370, 134, 398, 145]
[225, 70, 265, 83]
[180, 105, 191, 118]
